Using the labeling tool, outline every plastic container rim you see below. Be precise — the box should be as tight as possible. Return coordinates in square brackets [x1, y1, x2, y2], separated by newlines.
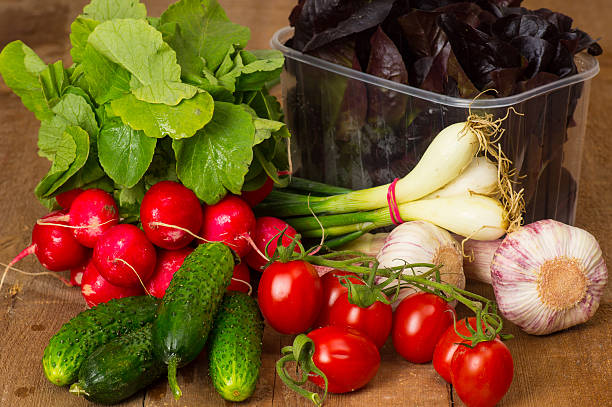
[271, 26, 600, 109]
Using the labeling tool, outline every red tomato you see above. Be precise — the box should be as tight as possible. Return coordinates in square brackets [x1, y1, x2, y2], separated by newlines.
[328, 292, 392, 348]
[433, 317, 488, 383]
[392, 292, 455, 363]
[257, 260, 322, 334]
[307, 326, 380, 394]
[227, 262, 251, 294]
[451, 339, 514, 407]
[313, 270, 361, 328]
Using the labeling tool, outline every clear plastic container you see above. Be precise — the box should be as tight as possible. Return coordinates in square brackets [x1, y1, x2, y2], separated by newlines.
[271, 27, 600, 225]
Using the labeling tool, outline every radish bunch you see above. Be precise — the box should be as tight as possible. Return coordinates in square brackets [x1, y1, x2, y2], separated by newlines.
[4, 179, 297, 307]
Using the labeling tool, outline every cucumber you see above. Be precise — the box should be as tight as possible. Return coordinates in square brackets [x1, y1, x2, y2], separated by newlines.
[69, 323, 164, 404]
[43, 295, 159, 386]
[209, 292, 264, 402]
[152, 242, 234, 399]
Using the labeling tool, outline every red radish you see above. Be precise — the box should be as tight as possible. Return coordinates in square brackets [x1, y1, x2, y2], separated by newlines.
[5, 210, 89, 274]
[200, 195, 256, 257]
[81, 260, 143, 307]
[245, 217, 300, 272]
[93, 224, 157, 288]
[70, 266, 85, 287]
[69, 250, 92, 287]
[145, 247, 194, 298]
[63, 189, 119, 248]
[227, 262, 251, 294]
[241, 177, 274, 207]
[55, 188, 84, 209]
[140, 181, 203, 250]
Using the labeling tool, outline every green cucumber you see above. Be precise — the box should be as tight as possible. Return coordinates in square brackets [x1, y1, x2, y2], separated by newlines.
[152, 242, 234, 399]
[69, 323, 164, 404]
[43, 295, 159, 386]
[209, 292, 264, 402]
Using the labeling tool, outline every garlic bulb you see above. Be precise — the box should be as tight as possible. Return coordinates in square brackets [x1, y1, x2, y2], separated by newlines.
[460, 237, 501, 284]
[376, 221, 465, 309]
[491, 219, 608, 335]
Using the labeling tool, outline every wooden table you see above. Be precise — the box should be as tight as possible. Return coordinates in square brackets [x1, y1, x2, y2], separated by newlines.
[0, 0, 610, 406]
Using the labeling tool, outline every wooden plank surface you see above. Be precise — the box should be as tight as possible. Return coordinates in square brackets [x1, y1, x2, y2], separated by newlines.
[0, 0, 610, 406]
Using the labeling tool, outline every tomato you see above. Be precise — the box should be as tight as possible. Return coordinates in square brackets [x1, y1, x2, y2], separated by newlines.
[328, 291, 392, 348]
[313, 270, 361, 328]
[392, 292, 455, 363]
[433, 317, 494, 383]
[451, 339, 514, 407]
[257, 260, 322, 334]
[307, 326, 380, 394]
[227, 262, 251, 293]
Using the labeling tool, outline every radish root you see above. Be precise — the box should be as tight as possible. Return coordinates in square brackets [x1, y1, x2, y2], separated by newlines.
[36, 217, 117, 229]
[114, 258, 152, 296]
[147, 221, 212, 243]
[244, 234, 269, 263]
[231, 277, 253, 296]
[0, 260, 72, 293]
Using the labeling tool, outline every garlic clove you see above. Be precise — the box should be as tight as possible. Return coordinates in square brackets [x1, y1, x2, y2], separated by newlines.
[491, 219, 608, 335]
[376, 221, 465, 309]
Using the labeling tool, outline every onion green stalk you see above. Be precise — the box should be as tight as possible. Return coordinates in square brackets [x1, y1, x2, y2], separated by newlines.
[288, 195, 508, 242]
[259, 121, 491, 217]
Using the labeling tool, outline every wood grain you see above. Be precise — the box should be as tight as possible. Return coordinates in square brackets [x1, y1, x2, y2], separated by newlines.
[0, 0, 610, 406]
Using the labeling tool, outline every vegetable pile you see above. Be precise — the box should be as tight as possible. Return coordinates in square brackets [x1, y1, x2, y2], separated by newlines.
[0, 0, 609, 406]
[0, 0, 290, 218]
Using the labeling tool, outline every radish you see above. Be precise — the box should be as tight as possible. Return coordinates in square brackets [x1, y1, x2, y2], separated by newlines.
[5, 210, 89, 273]
[199, 195, 256, 258]
[81, 260, 143, 307]
[55, 188, 84, 209]
[140, 181, 203, 250]
[69, 250, 92, 287]
[93, 224, 157, 288]
[245, 217, 300, 272]
[145, 247, 194, 298]
[70, 266, 85, 287]
[227, 262, 251, 294]
[67, 189, 119, 248]
[241, 177, 274, 207]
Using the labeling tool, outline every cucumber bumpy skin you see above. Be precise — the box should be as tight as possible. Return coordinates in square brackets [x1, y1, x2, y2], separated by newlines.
[209, 292, 264, 402]
[69, 323, 164, 405]
[152, 242, 234, 400]
[43, 295, 159, 386]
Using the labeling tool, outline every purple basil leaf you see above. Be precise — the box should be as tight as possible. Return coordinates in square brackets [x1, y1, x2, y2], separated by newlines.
[435, 2, 496, 29]
[310, 39, 368, 141]
[533, 8, 572, 33]
[492, 14, 559, 42]
[291, 0, 395, 52]
[569, 28, 603, 56]
[487, 0, 523, 6]
[510, 36, 555, 79]
[550, 41, 577, 77]
[514, 71, 559, 93]
[420, 42, 452, 93]
[485, 67, 522, 96]
[366, 26, 409, 124]
[410, 0, 459, 11]
[445, 49, 480, 98]
[439, 14, 522, 90]
[397, 10, 447, 58]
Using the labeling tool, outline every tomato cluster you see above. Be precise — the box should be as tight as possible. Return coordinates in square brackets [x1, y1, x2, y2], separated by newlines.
[258, 262, 514, 406]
